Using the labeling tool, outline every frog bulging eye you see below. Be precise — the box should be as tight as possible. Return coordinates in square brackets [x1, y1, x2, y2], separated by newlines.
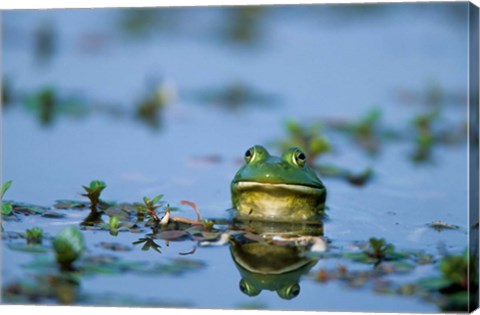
[239, 279, 260, 297]
[277, 283, 300, 300]
[244, 148, 254, 163]
[294, 150, 306, 167]
[244, 145, 269, 163]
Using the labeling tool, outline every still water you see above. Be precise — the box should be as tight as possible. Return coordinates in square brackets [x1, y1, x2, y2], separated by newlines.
[1, 3, 471, 312]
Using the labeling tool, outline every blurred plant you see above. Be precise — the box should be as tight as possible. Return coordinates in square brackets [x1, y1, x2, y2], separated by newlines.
[120, 8, 158, 37]
[275, 120, 375, 185]
[52, 226, 85, 270]
[1, 180, 13, 216]
[417, 250, 478, 311]
[409, 108, 466, 163]
[222, 6, 266, 46]
[136, 81, 176, 129]
[4, 273, 80, 305]
[317, 164, 373, 186]
[410, 109, 440, 162]
[364, 237, 395, 264]
[24, 86, 88, 126]
[132, 236, 162, 254]
[277, 120, 331, 166]
[327, 108, 399, 155]
[25, 227, 44, 245]
[109, 216, 120, 236]
[2, 77, 13, 107]
[133, 202, 148, 221]
[396, 81, 466, 108]
[194, 81, 275, 110]
[81, 180, 107, 210]
[34, 21, 56, 65]
[119, 8, 179, 38]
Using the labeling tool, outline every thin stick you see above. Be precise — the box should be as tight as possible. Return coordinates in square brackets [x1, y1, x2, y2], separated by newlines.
[180, 200, 202, 222]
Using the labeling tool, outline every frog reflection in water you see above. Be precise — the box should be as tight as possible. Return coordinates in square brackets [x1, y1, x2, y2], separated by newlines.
[229, 220, 324, 299]
[231, 145, 327, 221]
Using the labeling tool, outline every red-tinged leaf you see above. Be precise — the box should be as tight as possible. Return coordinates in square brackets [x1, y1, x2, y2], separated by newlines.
[180, 200, 201, 221]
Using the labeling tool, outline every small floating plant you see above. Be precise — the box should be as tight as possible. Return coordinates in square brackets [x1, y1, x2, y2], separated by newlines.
[52, 226, 85, 271]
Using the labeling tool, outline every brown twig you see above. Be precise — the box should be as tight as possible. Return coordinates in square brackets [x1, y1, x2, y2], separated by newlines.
[180, 200, 202, 222]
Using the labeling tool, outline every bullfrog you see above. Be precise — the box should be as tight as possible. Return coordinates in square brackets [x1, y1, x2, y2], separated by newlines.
[230, 239, 318, 300]
[231, 145, 326, 221]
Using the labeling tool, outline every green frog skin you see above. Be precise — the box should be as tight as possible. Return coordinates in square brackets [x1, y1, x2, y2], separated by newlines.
[231, 145, 327, 221]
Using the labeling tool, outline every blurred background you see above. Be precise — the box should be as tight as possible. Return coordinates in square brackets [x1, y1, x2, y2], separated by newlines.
[1, 3, 473, 311]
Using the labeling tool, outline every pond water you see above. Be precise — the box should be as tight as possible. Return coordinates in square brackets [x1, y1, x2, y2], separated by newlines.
[1, 3, 474, 312]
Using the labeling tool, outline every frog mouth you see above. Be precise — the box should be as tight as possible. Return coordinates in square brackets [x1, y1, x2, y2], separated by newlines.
[233, 181, 325, 194]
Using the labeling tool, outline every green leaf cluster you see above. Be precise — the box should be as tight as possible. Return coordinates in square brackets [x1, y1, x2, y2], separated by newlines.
[81, 180, 106, 209]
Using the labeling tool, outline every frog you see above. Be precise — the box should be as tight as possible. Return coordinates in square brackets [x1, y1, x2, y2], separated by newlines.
[230, 236, 319, 300]
[231, 145, 327, 221]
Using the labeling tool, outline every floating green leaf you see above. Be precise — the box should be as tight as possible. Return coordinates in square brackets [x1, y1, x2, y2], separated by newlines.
[54, 200, 88, 209]
[8, 243, 50, 253]
[2, 203, 13, 216]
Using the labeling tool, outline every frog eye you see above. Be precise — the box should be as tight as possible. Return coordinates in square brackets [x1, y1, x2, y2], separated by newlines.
[244, 145, 269, 163]
[293, 149, 306, 167]
[277, 283, 300, 300]
[244, 148, 254, 163]
[239, 279, 260, 297]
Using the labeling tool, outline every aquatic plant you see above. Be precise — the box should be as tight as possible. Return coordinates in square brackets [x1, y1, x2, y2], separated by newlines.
[277, 120, 331, 165]
[119, 8, 179, 38]
[195, 81, 275, 110]
[25, 227, 44, 245]
[1, 180, 13, 216]
[326, 108, 399, 155]
[136, 82, 175, 129]
[109, 216, 120, 236]
[222, 6, 265, 45]
[410, 109, 439, 162]
[417, 250, 478, 311]
[24, 87, 88, 126]
[275, 121, 373, 185]
[34, 21, 56, 65]
[140, 194, 164, 222]
[52, 226, 85, 270]
[132, 236, 162, 253]
[364, 237, 395, 263]
[2, 77, 12, 106]
[317, 164, 373, 186]
[81, 180, 107, 210]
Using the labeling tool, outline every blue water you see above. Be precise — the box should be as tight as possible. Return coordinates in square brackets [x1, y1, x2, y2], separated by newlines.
[1, 3, 471, 312]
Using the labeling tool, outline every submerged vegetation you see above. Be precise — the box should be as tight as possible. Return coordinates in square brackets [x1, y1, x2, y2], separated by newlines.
[2, 178, 475, 310]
